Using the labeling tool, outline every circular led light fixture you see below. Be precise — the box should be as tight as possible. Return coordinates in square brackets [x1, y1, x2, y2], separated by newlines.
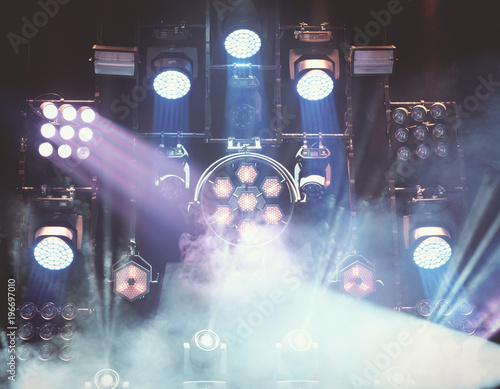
[34, 235, 75, 270]
[416, 144, 431, 159]
[154, 69, 191, 99]
[39, 142, 54, 158]
[20, 302, 38, 320]
[78, 106, 96, 123]
[413, 125, 428, 141]
[60, 104, 77, 121]
[61, 302, 78, 320]
[40, 102, 58, 120]
[59, 343, 73, 362]
[94, 369, 120, 389]
[392, 107, 408, 124]
[17, 343, 34, 361]
[411, 105, 427, 122]
[77, 145, 91, 160]
[413, 236, 452, 269]
[58, 144, 72, 159]
[79, 127, 93, 142]
[285, 330, 313, 352]
[40, 301, 58, 320]
[194, 330, 220, 352]
[395, 127, 409, 143]
[61, 323, 77, 341]
[455, 299, 474, 316]
[194, 152, 299, 247]
[415, 299, 433, 317]
[19, 322, 36, 340]
[397, 146, 411, 161]
[41, 123, 56, 138]
[39, 322, 58, 340]
[296, 68, 334, 101]
[430, 102, 446, 120]
[432, 123, 447, 138]
[224, 28, 261, 59]
[60, 125, 75, 140]
[435, 142, 449, 157]
[39, 343, 58, 361]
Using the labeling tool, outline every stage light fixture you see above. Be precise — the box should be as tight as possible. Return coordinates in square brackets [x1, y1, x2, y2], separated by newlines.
[336, 253, 376, 299]
[455, 299, 474, 316]
[222, 8, 262, 59]
[435, 299, 453, 316]
[29, 211, 82, 271]
[404, 197, 454, 270]
[79, 127, 94, 142]
[184, 330, 227, 389]
[410, 105, 427, 122]
[78, 106, 96, 123]
[17, 344, 34, 361]
[432, 123, 447, 138]
[58, 144, 72, 159]
[435, 142, 449, 157]
[39, 322, 58, 340]
[92, 45, 138, 77]
[413, 125, 428, 141]
[41, 123, 56, 138]
[61, 323, 77, 341]
[349, 45, 395, 76]
[148, 47, 197, 100]
[39, 142, 54, 157]
[61, 302, 79, 320]
[415, 299, 433, 317]
[397, 146, 411, 161]
[193, 152, 299, 246]
[154, 144, 190, 201]
[289, 48, 339, 101]
[430, 102, 446, 120]
[60, 125, 75, 140]
[394, 127, 409, 143]
[59, 343, 73, 362]
[60, 104, 77, 121]
[40, 301, 58, 320]
[112, 253, 154, 302]
[18, 322, 36, 341]
[392, 107, 409, 124]
[294, 144, 332, 202]
[458, 319, 476, 335]
[39, 342, 58, 361]
[40, 102, 58, 120]
[276, 330, 319, 388]
[94, 369, 121, 389]
[415, 143, 431, 159]
[20, 302, 37, 320]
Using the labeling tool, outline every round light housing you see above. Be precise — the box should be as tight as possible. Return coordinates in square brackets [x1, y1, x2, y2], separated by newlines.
[224, 28, 261, 59]
[411, 105, 427, 122]
[94, 369, 120, 389]
[395, 127, 409, 143]
[58, 144, 72, 159]
[39, 142, 54, 158]
[40, 102, 58, 120]
[59, 104, 77, 121]
[296, 68, 334, 101]
[34, 235, 74, 270]
[416, 143, 431, 159]
[41, 123, 56, 138]
[392, 107, 408, 124]
[78, 106, 96, 123]
[60, 125, 75, 140]
[430, 102, 446, 120]
[413, 235, 452, 269]
[397, 146, 411, 161]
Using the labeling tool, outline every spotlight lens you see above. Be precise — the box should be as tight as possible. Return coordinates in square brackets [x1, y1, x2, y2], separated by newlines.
[60, 105, 77, 121]
[237, 164, 258, 184]
[17, 344, 34, 361]
[413, 125, 428, 141]
[61, 323, 77, 340]
[413, 236, 452, 269]
[397, 146, 411, 161]
[41, 123, 56, 138]
[287, 330, 312, 351]
[458, 319, 476, 335]
[430, 103, 446, 120]
[40, 301, 58, 320]
[79, 107, 96, 123]
[39, 343, 58, 361]
[297, 69, 334, 101]
[432, 123, 447, 138]
[58, 144, 72, 159]
[61, 302, 79, 320]
[392, 108, 408, 124]
[79, 127, 93, 142]
[19, 322, 36, 340]
[224, 28, 261, 59]
[59, 344, 73, 362]
[415, 299, 433, 316]
[195, 330, 220, 351]
[20, 302, 38, 320]
[39, 142, 54, 158]
[456, 299, 474, 316]
[34, 236, 74, 270]
[41, 102, 58, 119]
[60, 125, 75, 140]
[153, 70, 191, 99]
[77, 146, 91, 160]
[411, 105, 427, 122]
[395, 127, 409, 143]
[95, 369, 120, 389]
[435, 142, 449, 157]
[416, 144, 431, 159]
[39, 322, 57, 340]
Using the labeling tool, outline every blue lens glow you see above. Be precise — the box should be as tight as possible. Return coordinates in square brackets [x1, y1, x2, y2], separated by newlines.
[413, 236, 452, 269]
[153, 70, 191, 99]
[224, 29, 261, 59]
[34, 236, 74, 270]
[296, 69, 334, 100]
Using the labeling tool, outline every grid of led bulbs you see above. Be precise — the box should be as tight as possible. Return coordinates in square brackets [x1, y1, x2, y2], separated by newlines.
[38, 102, 96, 161]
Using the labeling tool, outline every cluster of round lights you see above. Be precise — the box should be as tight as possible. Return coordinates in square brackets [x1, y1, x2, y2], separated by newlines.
[415, 298, 476, 335]
[392, 103, 450, 162]
[413, 235, 452, 269]
[224, 28, 262, 59]
[17, 302, 78, 362]
[195, 153, 299, 246]
[153, 69, 192, 99]
[38, 102, 96, 161]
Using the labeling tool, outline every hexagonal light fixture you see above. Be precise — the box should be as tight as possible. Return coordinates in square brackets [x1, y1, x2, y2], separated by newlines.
[336, 253, 376, 299]
[112, 254, 153, 302]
